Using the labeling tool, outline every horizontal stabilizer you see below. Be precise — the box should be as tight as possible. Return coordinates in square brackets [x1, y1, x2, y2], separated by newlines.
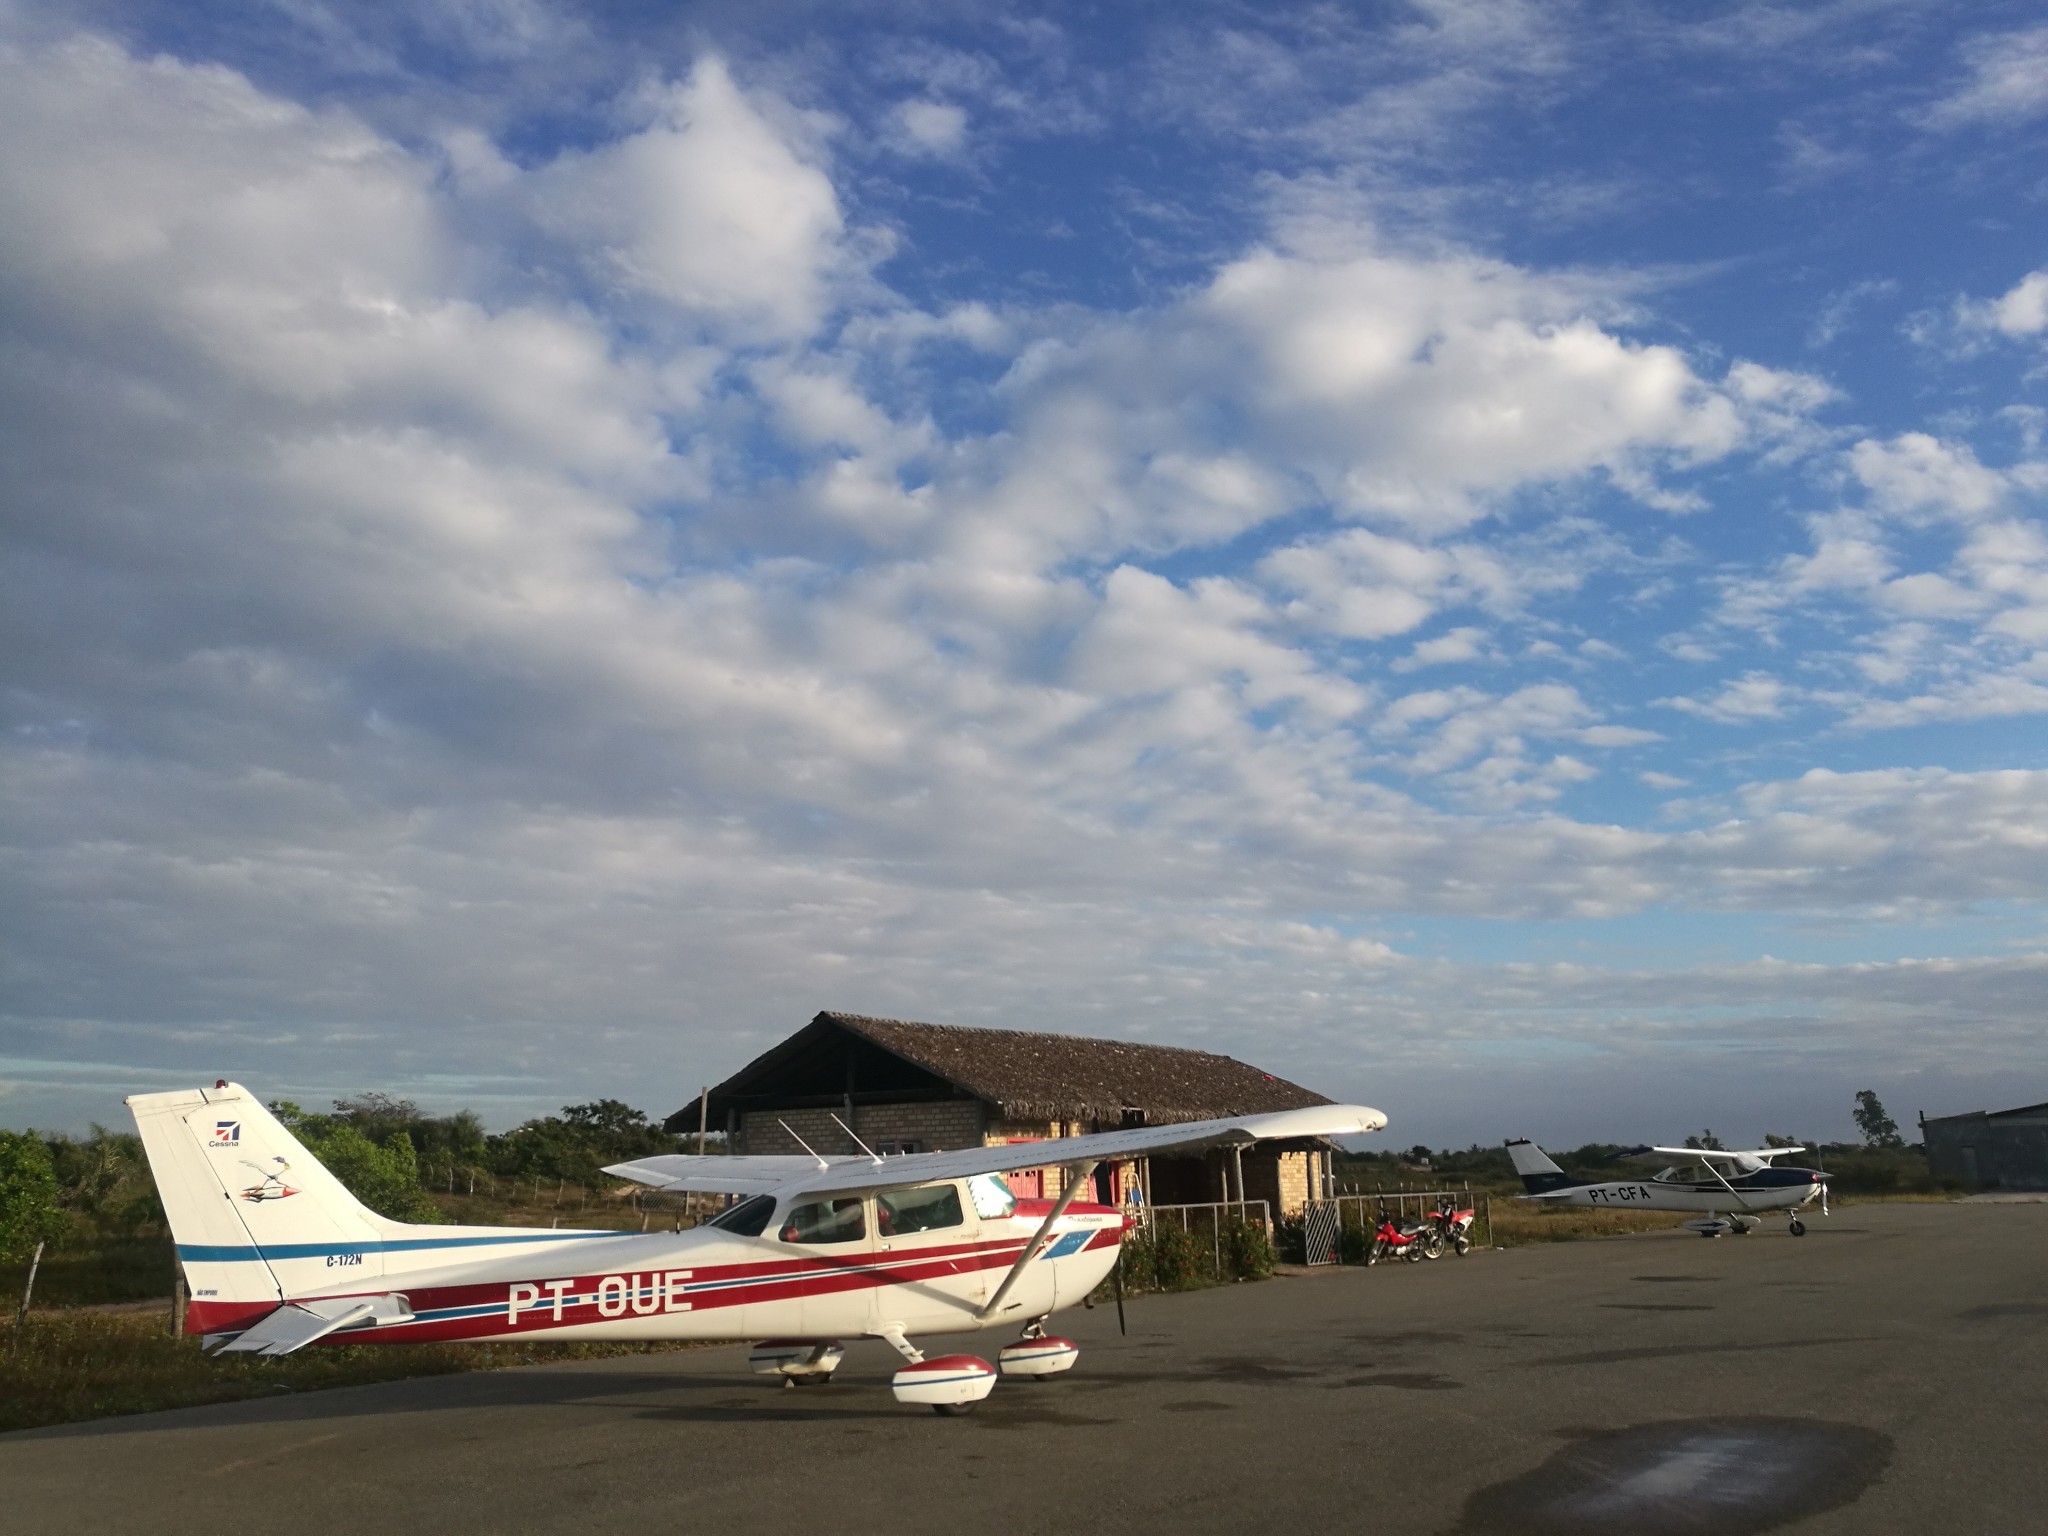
[213, 1292, 413, 1356]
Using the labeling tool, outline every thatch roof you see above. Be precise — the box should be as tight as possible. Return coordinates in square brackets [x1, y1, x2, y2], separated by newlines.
[681, 1010, 1330, 1129]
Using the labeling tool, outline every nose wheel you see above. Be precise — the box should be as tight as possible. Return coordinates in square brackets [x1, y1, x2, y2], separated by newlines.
[1789, 1217, 1806, 1237]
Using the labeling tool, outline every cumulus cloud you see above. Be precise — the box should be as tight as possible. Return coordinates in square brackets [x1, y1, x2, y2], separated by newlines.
[1958, 268, 2048, 340]
[0, 20, 2036, 1137]
[525, 58, 857, 339]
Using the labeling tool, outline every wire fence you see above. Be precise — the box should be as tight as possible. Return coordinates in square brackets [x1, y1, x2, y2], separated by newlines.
[1138, 1200, 1271, 1280]
[1299, 1188, 1491, 1265]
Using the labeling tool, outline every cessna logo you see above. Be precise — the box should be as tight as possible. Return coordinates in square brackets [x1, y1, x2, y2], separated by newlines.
[209, 1120, 240, 1146]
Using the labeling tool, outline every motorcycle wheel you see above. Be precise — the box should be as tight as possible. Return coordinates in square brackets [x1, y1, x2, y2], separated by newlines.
[1420, 1230, 1445, 1260]
[1454, 1237, 1470, 1256]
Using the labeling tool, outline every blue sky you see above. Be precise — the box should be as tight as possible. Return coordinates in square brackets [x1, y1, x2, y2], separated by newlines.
[4, 1, 2046, 1146]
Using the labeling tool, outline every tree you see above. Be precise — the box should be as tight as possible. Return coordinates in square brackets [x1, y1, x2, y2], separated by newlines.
[0, 1131, 67, 1260]
[1683, 1130, 1726, 1151]
[269, 1102, 445, 1223]
[1853, 1090, 1903, 1150]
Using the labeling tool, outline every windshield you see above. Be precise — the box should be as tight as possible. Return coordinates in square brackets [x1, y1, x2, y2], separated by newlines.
[708, 1194, 776, 1236]
[968, 1173, 1017, 1220]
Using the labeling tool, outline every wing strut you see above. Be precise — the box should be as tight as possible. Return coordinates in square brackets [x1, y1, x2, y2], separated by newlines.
[1701, 1158, 1755, 1211]
[976, 1160, 1098, 1322]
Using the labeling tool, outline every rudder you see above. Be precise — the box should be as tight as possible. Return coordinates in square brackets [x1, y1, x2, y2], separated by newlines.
[128, 1083, 391, 1333]
[1504, 1138, 1578, 1195]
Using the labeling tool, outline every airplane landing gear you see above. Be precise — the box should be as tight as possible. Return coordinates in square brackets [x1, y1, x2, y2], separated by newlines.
[750, 1340, 844, 1385]
[1789, 1217, 1806, 1237]
[999, 1324, 1079, 1379]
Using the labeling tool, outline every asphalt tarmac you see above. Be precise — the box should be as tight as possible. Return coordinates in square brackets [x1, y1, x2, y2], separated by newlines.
[5, 1202, 2043, 1535]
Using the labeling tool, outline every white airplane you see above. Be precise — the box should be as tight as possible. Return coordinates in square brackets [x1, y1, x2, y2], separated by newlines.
[129, 1082, 1385, 1413]
[1506, 1139, 1829, 1237]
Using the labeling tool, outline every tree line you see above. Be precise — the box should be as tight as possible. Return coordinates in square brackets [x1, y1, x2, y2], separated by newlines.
[1, 1092, 704, 1253]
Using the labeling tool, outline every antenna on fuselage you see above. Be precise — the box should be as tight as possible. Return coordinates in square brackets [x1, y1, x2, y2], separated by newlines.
[830, 1113, 882, 1164]
[779, 1120, 829, 1169]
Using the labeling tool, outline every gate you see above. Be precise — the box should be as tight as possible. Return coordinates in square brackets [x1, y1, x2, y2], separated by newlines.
[1303, 1201, 1341, 1265]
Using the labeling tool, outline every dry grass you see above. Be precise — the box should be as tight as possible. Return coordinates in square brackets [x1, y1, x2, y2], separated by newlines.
[0, 1309, 718, 1435]
[1483, 1201, 1692, 1246]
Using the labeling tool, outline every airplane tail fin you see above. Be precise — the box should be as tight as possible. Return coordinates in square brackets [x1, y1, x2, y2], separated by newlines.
[128, 1083, 398, 1332]
[1505, 1138, 1577, 1195]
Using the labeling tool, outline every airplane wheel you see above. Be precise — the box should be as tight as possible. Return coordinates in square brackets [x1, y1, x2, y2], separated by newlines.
[1789, 1219, 1806, 1237]
[933, 1402, 975, 1416]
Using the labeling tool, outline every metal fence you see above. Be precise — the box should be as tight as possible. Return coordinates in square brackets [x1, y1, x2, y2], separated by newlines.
[1299, 1188, 1491, 1265]
[1140, 1199, 1272, 1278]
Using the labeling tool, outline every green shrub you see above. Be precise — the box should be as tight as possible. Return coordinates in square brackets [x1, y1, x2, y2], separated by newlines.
[1338, 1218, 1370, 1265]
[1224, 1219, 1274, 1280]
[270, 1105, 444, 1224]
[1148, 1222, 1203, 1290]
[0, 1131, 66, 1260]
[1274, 1214, 1306, 1265]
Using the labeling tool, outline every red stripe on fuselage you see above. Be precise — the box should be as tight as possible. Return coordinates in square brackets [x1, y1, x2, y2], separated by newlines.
[222, 1221, 1125, 1347]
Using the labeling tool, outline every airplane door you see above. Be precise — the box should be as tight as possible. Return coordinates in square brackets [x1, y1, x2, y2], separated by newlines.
[872, 1181, 984, 1331]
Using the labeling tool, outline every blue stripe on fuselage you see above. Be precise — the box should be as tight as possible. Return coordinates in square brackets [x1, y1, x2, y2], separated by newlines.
[177, 1231, 628, 1264]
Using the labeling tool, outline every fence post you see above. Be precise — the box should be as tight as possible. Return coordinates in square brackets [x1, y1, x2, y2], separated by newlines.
[1483, 1193, 1492, 1248]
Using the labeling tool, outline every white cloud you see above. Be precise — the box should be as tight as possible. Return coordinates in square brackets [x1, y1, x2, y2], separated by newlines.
[1850, 433, 2008, 522]
[4, 20, 2044, 1139]
[1958, 269, 2048, 340]
[525, 58, 855, 340]
[1919, 24, 2048, 130]
[890, 98, 969, 158]
[1393, 625, 1489, 671]
[1658, 671, 1792, 722]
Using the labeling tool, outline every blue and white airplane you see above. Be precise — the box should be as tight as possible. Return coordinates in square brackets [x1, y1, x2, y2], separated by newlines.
[1507, 1139, 1829, 1237]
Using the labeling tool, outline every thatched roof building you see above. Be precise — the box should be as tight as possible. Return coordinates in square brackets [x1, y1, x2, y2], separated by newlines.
[665, 1010, 1329, 1135]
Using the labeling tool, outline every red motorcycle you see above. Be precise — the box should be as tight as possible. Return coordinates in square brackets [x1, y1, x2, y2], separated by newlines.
[1428, 1194, 1476, 1256]
[1367, 1205, 1439, 1263]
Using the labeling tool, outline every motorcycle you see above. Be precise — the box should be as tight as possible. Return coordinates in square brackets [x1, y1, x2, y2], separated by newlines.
[1427, 1194, 1476, 1256]
[1367, 1205, 1440, 1263]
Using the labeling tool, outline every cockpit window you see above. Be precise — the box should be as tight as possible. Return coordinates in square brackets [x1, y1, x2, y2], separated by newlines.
[1655, 1163, 1712, 1184]
[968, 1173, 1017, 1220]
[779, 1197, 867, 1245]
[708, 1194, 775, 1236]
[878, 1183, 964, 1237]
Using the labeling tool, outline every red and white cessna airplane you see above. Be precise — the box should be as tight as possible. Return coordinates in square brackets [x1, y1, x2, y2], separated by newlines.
[129, 1083, 1386, 1413]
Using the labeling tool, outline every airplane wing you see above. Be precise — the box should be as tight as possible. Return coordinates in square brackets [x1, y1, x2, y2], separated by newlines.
[1614, 1145, 1801, 1163]
[601, 1153, 863, 1195]
[606, 1103, 1387, 1199]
